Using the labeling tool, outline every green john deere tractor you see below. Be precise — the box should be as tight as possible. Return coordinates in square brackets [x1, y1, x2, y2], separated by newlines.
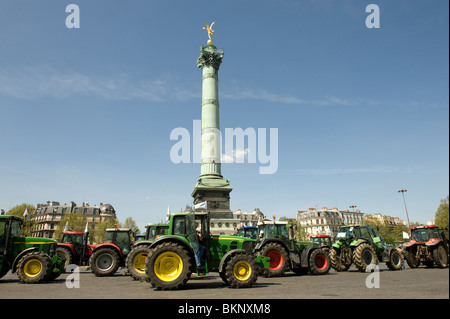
[0, 215, 65, 283]
[126, 223, 169, 280]
[330, 224, 403, 272]
[144, 212, 269, 290]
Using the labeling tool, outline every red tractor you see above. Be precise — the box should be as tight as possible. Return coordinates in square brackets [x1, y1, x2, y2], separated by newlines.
[56, 230, 96, 269]
[404, 225, 449, 268]
[89, 227, 134, 276]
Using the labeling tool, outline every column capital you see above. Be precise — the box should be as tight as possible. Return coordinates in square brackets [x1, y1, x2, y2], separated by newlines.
[197, 44, 224, 70]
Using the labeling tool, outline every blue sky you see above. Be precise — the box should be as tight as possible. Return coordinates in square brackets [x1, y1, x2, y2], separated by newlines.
[0, 0, 448, 231]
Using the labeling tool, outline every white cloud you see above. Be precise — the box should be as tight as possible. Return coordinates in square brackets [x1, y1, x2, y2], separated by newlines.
[282, 166, 414, 175]
[0, 66, 199, 102]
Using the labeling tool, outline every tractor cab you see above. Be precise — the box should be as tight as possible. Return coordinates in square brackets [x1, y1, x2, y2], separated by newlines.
[409, 225, 442, 243]
[257, 219, 290, 241]
[0, 216, 22, 256]
[145, 223, 169, 241]
[310, 234, 332, 248]
[104, 228, 133, 256]
[61, 231, 85, 255]
[236, 226, 258, 240]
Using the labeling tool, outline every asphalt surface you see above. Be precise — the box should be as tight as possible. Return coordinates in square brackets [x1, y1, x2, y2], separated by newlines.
[1, 264, 448, 300]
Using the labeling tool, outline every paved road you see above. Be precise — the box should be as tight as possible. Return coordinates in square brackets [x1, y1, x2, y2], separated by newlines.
[1, 264, 448, 300]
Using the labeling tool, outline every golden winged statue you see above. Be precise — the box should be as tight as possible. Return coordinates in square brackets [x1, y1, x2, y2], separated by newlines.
[202, 22, 215, 44]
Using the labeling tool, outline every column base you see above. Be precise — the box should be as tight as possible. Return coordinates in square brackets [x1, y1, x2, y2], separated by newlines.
[192, 177, 233, 219]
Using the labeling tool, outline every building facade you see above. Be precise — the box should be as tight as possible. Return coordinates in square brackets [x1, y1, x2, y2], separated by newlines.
[32, 201, 116, 238]
[296, 207, 364, 238]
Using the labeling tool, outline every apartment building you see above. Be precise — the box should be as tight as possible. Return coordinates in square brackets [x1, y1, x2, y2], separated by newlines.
[32, 201, 116, 238]
[296, 207, 364, 237]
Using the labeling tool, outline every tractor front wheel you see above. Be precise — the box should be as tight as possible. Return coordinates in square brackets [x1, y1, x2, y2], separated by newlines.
[386, 249, 403, 271]
[126, 246, 151, 281]
[330, 246, 352, 271]
[223, 253, 258, 288]
[90, 248, 120, 276]
[17, 251, 53, 283]
[308, 248, 331, 275]
[145, 242, 193, 290]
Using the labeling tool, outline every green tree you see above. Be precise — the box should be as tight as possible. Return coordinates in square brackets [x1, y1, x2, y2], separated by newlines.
[92, 218, 120, 244]
[53, 213, 89, 241]
[7, 203, 35, 236]
[288, 218, 307, 241]
[123, 217, 140, 234]
[435, 196, 449, 230]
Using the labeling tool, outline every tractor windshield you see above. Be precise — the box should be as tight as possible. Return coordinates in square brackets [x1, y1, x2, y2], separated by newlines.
[336, 227, 358, 240]
[411, 228, 439, 242]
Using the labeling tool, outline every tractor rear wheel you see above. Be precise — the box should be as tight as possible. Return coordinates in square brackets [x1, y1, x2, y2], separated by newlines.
[258, 243, 288, 277]
[90, 248, 120, 276]
[223, 253, 258, 288]
[405, 246, 419, 268]
[432, 244, 448, 268]
[126, 245, 151, 281]
[17, 251, 53, 283]
[145, 242, 193, 290]
[353, 243, 378, 272]
[308, 248, 331, 275]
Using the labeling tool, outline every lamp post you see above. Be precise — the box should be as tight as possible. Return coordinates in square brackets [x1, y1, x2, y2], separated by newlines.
[349, 205, 357, 212]
[398, 189, 410, 228]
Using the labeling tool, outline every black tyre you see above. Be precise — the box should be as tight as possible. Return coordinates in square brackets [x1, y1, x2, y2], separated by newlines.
[89, 248, 120, 276]
[386, 249, 403, 271]
[432, 244, 448, 268]
[17, 251, 53, 284]
[55, 247, 73, 271]
[353, 243, 378, 272]
[223, 253, 258, 288]
[308, 248, 331, 275]
[258, 243, 289, 277]
[145, 242, 193, 290]
[330, 246, 352, 272]
[126, 245, 151, 281]
[405, 246, 420, 268]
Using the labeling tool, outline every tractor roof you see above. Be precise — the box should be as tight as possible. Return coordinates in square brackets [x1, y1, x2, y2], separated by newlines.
[0, 215, 23, 221]
[257, 218, 288, 226]
[409, 224, 438, 230]
[105, 228, 131, 232]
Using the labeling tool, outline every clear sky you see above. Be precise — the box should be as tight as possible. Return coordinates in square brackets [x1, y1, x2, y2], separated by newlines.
[0, 0, 448, 231]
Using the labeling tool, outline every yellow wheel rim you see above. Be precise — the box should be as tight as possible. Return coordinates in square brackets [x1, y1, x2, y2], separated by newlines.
[233, 261, 252, 281]
[154, 252, 183, 282]
[133, 252, 147, 274]
[24, 259, 43, 277]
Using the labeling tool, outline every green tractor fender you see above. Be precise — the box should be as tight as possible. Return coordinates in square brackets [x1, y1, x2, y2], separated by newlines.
[255, 238, 290, 254]
[300, 244, 321, 267]
[149, 236, 196, 260]
[218, 249, 246, 273]
[11, 247, 38, 273]
[350, 239, 368, 247]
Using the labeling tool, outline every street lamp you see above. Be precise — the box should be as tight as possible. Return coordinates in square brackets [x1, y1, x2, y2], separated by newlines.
[349, 205, 357, 212]
[398, 189, 410, 228]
